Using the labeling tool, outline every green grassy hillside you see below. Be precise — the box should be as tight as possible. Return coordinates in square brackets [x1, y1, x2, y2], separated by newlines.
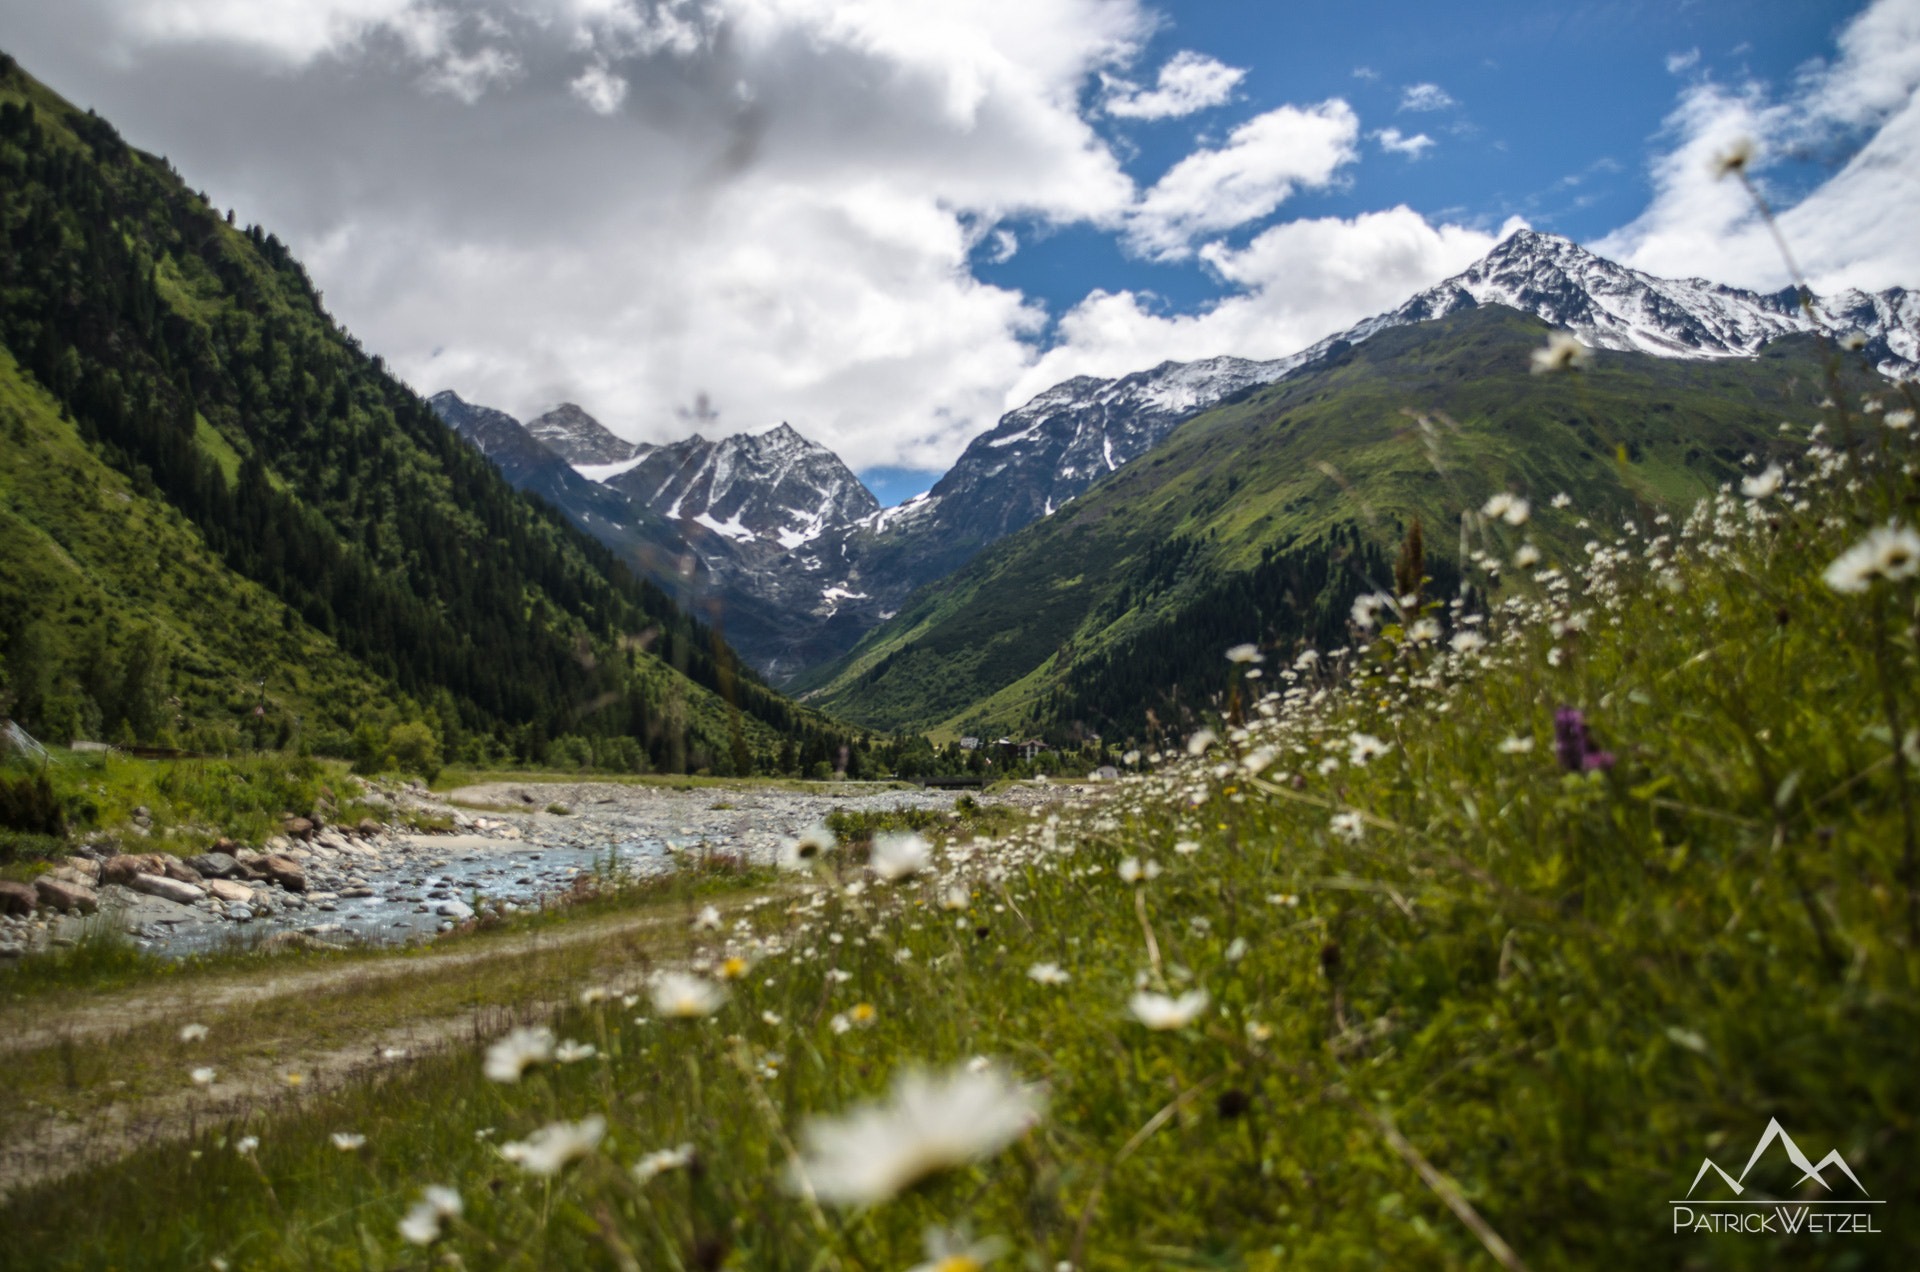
[0, 346, 391, 749]
[8, 347, 1917, 1271]
[0, 56, 840, 775]
[800, 308, 1844, 741]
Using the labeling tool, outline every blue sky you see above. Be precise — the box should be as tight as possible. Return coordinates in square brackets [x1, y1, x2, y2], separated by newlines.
[980, 0, 1861, 325]
[865, 0, 1871, 503]
[6, 0, 1910, 505]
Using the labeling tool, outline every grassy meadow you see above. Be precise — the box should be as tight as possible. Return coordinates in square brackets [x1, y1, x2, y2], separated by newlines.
[2, 336, 1915, 1270]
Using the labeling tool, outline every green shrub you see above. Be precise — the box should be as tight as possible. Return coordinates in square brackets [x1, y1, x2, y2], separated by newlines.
[386, 721, 441, 781]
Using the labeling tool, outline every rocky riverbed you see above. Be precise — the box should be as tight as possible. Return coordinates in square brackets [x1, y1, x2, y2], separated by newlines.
[0, 778, 1059, 959]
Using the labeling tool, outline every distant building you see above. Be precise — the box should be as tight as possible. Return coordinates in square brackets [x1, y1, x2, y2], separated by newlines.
[997, 737, 1045, 762]
[1093, 765, 1119, 781]
[959, 736, 980, 751]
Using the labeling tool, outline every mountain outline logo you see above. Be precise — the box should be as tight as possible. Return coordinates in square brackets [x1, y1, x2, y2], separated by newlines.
[1684, 1118, 1869, 1199]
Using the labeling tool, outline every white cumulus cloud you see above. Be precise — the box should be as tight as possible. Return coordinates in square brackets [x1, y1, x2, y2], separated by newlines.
[1594, 0, 1920, 295]
[12, 0, 1149, 471]
[1374, 127, 1434, 158]
[1015, 206, 1518, 400]
[1123, 100, 1360, 260]
[569, 62, 627, 114]
[1103, 49, 1244, 119]
[1398, 82, 1456, 112]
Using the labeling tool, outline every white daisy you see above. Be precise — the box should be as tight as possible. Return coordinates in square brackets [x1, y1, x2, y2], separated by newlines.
[1823, 523, 1920, 593]
[1350, 591, 1395, 629]
[500, 1116, 606, 1176]
[651, 971, 728, 1018]
[869, 832, 932, 881]
[632, 1143, 696, 1184]
[483, 1026, 554, 1082]
[1027, 962, 1070, 986]
[787, 1062, 1043, 1206]
[1530, 333, 1589, 374]
[1710, 135, 1754, 179]
[398, 1186, 462, 1246]
[1346, 732, 1391, 765]
[781, 823, 838, 870]
[331, 1132, 366, 1151]
[1740, 462, 1784, 499]
[1128, 989, 1210, 1030]
[907, 1229, 1008, 1272]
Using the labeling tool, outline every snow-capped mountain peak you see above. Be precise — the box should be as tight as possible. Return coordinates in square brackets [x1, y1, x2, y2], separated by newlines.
[526, 402, 643, 466]
[888, 230, 1916, 567]
[1368, 228, 1915, 369]
[599, 421, 880, 548]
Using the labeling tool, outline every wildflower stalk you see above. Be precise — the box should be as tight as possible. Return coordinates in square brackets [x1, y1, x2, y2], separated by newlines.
[1133, 886, 1166, 992]
[1066, 1074, 1224, 1271]
[1721, 137, 1917, 938]
[1870, 589, 1920, 942]
[723, 1038, 843, 1266]
[1355, 1100, 1532, 1272]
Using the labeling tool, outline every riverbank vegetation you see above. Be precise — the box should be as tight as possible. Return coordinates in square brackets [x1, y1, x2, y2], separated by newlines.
[6, 330, 1915, 1268]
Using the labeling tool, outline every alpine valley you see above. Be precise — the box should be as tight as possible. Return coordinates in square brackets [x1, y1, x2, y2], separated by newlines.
[0, 59, 857, 776]
[432, 228, 1919, 715]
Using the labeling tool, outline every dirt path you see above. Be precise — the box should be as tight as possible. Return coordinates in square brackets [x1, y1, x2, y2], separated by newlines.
[2, 898, 724, 1057]
[0, 890, 771, 1198]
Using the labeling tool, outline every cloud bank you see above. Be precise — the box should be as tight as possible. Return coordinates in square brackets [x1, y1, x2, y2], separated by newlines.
[0, 0, 1912, 475]
[1596, 0, 1920, 294]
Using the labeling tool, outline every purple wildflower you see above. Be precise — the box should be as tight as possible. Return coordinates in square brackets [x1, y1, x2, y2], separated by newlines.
[1553, 707, 1615, 772]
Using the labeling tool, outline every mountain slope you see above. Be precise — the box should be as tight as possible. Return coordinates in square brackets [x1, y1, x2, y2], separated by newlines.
[429, 390, 701, 588]
[840, 231, 1917, 625]
[0, 345, 388, 752]
[432, 231, 1919, 689]
[801, 306, 1853, 738]
[429, 394, 896, 679]
[0, 56, 834, 773]
[527, 402, 642, 466]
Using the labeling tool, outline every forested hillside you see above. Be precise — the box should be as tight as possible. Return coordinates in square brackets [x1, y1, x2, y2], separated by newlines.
[0, 56, 840, 775]
[800, 306, 1843, 742]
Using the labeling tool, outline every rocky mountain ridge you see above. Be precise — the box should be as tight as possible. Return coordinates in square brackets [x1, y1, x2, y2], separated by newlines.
[426, 395, 892, 678]
[436, 230, 1919, 682]
[860, 231, 1919, 588]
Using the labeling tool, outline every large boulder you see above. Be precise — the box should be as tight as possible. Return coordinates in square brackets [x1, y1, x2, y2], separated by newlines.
[206, 879, 253, 904]
[61, 857, 102, 883]
[34, 876, 98, 914]
[186, 852, 242, 879]
[257, 854, 306, 893]
[0, 880, 36, 915]
[355, 818, 382, 837]
[128, 872, 205, 905]
[101, 853, 167, 885]
[282, 816, 315, 842]
[161, 857, 204, 883]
